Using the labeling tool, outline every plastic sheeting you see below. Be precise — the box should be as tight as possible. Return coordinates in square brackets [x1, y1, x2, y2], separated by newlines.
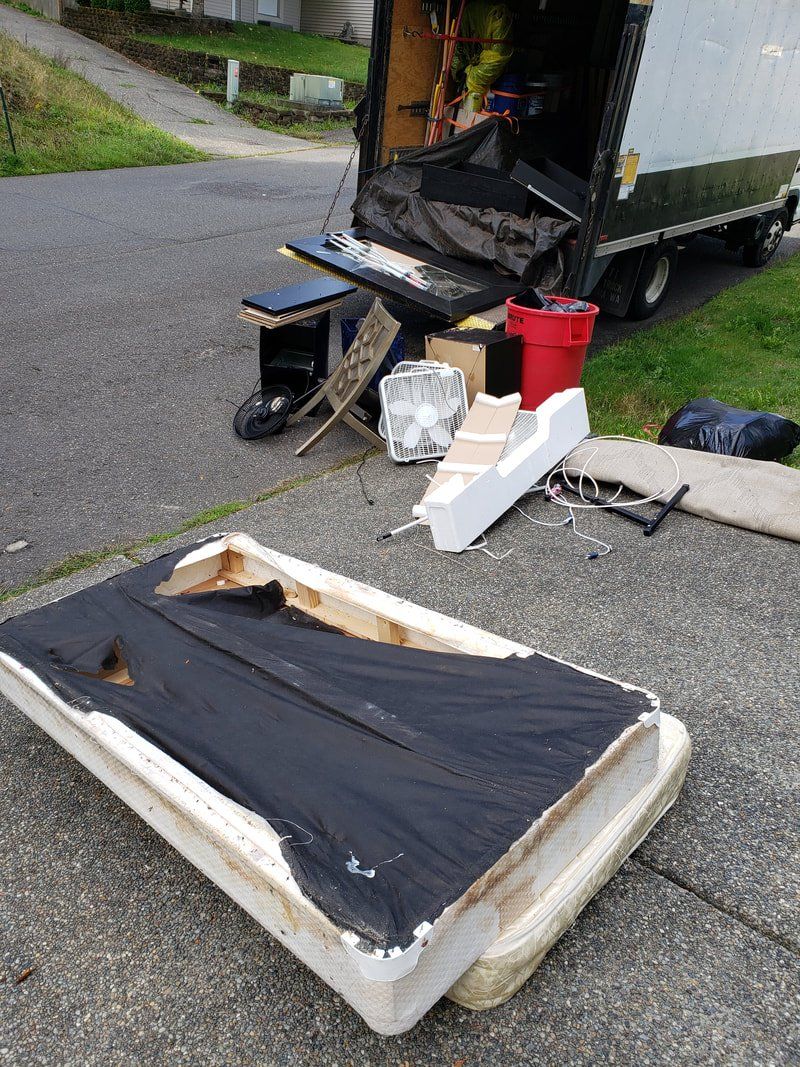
[352, 120, 577, 289]
[0, 539, 653, 947]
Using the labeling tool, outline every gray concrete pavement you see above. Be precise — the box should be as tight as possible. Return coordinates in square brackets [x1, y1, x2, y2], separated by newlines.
[1, 459, 798, 1064]
[0, 4, 314, 156]
[3, 149, 798, 592]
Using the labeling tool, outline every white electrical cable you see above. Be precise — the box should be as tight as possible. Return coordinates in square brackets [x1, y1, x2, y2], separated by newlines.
[546, 435, 682, 511]
[464, 535, 512, 561]
[513, 502, 611, 558]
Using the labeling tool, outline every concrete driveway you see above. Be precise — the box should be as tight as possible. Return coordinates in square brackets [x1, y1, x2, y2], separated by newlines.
[1, 457, 798, 1065]
[0, 4, 314, 156]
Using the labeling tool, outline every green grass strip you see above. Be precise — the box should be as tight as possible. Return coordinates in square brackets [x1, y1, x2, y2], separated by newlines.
[0, 29, 207, 177]
[582, 251, 800, 467]
[136, 23, 369, 84]
[0, 454, 367, 605]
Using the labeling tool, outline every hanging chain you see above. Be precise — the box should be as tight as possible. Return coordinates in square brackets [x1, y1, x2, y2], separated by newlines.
[320, 112, 369, 235]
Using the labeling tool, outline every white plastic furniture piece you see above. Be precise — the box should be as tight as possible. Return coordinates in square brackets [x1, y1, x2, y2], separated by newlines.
[413, 387, 590, 552]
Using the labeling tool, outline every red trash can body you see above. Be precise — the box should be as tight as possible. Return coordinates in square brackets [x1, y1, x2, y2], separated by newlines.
[505, 296, 599, 410]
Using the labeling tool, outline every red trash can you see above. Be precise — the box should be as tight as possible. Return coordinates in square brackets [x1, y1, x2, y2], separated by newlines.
[505, 295, 599, 410]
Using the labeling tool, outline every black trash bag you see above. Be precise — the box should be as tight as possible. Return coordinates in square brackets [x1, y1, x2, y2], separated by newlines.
[659, 398, 800, 461]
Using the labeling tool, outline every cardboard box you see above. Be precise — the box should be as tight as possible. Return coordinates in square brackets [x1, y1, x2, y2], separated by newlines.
[425, 329, 522, 405]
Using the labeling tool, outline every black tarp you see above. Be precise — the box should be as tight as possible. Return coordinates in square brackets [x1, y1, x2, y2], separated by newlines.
[0, 538, 650, 946]
[351, 119, 577, 289]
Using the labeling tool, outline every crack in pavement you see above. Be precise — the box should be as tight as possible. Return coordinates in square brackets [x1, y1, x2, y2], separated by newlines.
[632, 856, 800, 958]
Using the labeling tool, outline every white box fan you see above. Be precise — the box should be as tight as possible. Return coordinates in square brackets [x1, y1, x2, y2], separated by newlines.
[379, 362, 468, 463]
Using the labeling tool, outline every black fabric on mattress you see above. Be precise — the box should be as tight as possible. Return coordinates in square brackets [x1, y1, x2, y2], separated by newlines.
[0, 538, 650, 946]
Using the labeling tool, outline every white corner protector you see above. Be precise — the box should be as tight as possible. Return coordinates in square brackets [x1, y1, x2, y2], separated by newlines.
[638, 693, 661, 728]
[340, 921, 433, 982]
[473, 392, 522, 408]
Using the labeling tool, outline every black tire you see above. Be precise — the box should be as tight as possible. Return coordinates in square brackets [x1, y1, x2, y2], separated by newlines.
[627, 241, 678, 320]
[742, 209, 788, 267]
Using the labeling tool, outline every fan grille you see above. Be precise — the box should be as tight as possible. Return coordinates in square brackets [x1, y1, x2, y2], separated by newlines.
[499, 410, 540, 461]
[379, 363, 468, 462]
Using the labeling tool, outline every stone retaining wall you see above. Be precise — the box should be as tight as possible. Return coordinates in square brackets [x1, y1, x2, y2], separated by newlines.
[61, 8, 364, 97]
[63, 7, 229, 37]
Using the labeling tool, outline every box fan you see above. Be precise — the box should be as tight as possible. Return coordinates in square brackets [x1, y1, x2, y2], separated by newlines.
[379, 362, 468, 463]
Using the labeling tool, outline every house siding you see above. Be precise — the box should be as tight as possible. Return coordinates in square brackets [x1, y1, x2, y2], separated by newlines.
[280, 0, 301, 31]
[203, 0, 298, 27]
[300, 0, 373, 43]
[203, 0, 233, 20]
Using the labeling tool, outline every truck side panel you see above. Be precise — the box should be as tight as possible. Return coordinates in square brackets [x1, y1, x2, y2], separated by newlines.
[600, 0, 800, 251]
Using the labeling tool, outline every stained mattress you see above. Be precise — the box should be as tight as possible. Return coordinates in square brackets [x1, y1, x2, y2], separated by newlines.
[0, 540, 653, 949]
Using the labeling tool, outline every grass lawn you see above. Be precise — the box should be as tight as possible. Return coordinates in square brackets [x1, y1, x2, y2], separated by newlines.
[0, 31, 207, 177]
[137, 24, 369, 84]
[583, 252, 800, 466]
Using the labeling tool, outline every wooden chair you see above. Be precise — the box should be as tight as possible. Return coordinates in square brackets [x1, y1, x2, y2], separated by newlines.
[287, 298, 400, 457]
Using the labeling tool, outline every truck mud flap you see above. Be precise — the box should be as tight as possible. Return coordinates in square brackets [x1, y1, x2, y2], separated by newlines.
[285, 227, 524, 322]
[589, 247, 646, 318]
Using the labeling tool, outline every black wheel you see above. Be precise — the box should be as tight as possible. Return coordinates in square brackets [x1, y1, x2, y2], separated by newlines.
[627, 241, 678, 320]
[742, 209, 788, 267]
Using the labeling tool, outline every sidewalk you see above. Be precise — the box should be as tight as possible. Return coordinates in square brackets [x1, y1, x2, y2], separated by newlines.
[0, 4, 315, 156]
[1, 457, 798, 1064]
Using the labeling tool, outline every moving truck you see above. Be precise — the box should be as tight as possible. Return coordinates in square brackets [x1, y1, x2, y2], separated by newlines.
[289, 0, 800, 321]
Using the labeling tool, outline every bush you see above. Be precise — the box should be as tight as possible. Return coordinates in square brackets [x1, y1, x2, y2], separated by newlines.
[108, 0, 125, 10]
[89, 0, 109, 8]
[127, 0, 151, 10]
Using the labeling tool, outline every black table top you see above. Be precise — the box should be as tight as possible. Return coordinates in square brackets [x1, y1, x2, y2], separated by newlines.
[242, 277, 356, 316]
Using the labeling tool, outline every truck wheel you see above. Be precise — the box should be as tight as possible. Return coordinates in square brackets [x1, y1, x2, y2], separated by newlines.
[628, 242, 678, 320]
[742, 210, 788, 267]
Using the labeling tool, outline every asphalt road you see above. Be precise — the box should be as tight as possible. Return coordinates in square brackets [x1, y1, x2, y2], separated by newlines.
[1, 152, 798, 595]
[1, 461, 798, 1065]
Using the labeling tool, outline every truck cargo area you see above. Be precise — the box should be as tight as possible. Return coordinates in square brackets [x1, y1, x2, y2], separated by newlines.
[287, 0, 631, 319]
[288, 0, 800, 321]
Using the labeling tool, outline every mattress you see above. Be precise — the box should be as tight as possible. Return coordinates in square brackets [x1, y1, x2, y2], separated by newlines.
[448, 713, 691, 1010]
[0, 533, 682, 1034]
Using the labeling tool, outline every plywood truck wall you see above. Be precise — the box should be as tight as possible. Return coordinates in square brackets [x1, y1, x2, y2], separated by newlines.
[379, 0, 439, 162]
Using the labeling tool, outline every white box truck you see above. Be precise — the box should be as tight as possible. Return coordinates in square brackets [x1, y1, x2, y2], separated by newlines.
[289, 0, 800, 321]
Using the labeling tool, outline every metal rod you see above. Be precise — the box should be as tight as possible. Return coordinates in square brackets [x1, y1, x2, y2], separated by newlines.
[557, 482, 690, 537]
[643, 483, 690, 536]
[0, 82, 16, 156]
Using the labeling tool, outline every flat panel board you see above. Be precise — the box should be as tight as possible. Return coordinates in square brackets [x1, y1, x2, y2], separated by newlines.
[602, 0, 800, 242]
[286, 228, 524, 321]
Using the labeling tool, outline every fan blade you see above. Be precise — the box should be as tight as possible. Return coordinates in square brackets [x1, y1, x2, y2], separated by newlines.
[390, 399, 420, 417]
[433, 392, 462, 416]
[428, 423, 453, 448]
[402, 422, 423, 450]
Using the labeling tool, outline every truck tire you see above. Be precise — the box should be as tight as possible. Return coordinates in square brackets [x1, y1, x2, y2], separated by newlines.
[742, 209, 788, 267]
[628, 242, 678, 320]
